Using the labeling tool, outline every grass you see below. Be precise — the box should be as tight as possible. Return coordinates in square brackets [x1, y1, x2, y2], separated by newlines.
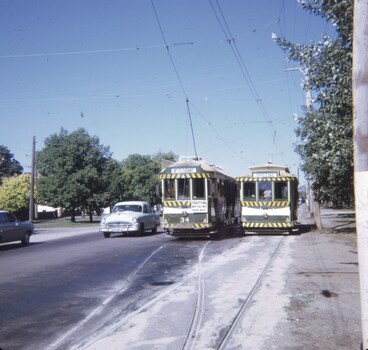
[34, 216, 101, 229]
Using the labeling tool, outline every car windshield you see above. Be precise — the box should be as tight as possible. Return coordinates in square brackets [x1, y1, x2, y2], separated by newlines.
[113, 205, 142, 213]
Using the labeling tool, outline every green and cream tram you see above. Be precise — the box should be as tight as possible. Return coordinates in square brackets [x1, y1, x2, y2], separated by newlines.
[159, 157, 238, 237]
[236, 164, 298, 234]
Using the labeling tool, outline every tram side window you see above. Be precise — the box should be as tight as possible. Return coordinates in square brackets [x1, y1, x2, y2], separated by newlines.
[164, 179, 175, 199]
[259, 182, 272, 200]
[217, 179, 223, 196]
[275, 182, 288, 200]
[192, 178, 205, 199]
[243, 182, 256, 201]
[209, 180, 216, 197]
[178, 178, 190, 199]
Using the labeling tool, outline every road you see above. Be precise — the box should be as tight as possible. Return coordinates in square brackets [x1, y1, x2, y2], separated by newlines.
[0, 207, 362, 350]
[0, 225, 246, 350]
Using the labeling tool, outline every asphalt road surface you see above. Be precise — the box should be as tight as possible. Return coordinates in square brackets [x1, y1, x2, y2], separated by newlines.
[0, 208, 362, 350]
[0, 226, 246, 350]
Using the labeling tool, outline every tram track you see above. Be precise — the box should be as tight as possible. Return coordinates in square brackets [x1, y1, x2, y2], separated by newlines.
[182, 241, 210, 350]
[72, 239, 214, 350]
[70, 236, 286, 350]
[216, 237, 285, 350]
[52, 244, 167, 349]
[177, 236, 285, 350]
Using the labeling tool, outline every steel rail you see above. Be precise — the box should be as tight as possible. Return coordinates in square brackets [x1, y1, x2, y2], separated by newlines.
[217, 237, 285, 350]
[52, 244, 166, 349]
[182, 241, 211, 350]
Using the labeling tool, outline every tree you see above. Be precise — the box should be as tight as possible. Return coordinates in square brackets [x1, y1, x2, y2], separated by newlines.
[36, 128, 112, 222]
[98, 158, 125, 208]
[0, 174, 33, 217]
[120, 152, 176, 204]
[0, 146, 23, 184]
[273, 0, 354, 207]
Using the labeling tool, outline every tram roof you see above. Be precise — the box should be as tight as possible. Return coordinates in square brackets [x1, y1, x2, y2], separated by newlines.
[159, 157, 233, 180]
[236, 163, 298, 181]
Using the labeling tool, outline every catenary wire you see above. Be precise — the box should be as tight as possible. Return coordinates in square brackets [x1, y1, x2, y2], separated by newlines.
[209, 0, 276, 142]
[0, 42, 193, 59]
[150, 0, 198, 157]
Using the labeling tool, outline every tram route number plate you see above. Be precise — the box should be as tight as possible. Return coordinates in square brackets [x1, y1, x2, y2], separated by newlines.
[191, 201, 207, 212]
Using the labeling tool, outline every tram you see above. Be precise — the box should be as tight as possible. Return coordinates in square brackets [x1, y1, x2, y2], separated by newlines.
[158, 156, 238, 237]
[236, 163, 299, 234]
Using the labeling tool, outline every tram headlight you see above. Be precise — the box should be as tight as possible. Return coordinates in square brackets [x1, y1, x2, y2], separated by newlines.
[263, 212, 269, 219]
[182, 210, 188, 217]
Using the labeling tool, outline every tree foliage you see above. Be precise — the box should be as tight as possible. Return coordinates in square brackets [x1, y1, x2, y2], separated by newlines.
[0, 145, 23, 184]
[120, 152, 176, 205]
[0, 174, 32, 217]
[273, 0, 353, 207]
[36, 128, 113, 221]
[98, 158, 125, 207]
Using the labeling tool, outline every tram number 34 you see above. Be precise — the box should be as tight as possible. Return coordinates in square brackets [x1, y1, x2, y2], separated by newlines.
[180, 217, 190, 223]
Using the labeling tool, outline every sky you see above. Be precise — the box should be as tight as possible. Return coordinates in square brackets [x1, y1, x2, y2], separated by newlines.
[0, 0, 336, 185]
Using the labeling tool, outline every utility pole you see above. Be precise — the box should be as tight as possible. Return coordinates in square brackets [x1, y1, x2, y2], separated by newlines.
[29, 136, 36, 222]
[284, 67, 322, 229]
[353, 0, 368, 348]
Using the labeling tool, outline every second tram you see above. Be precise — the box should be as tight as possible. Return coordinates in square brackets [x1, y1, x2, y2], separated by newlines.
[236, 163, 298, 234]
[159, 157, 238, 237]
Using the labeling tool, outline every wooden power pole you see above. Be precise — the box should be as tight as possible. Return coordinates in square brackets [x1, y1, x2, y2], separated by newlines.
[284, 67, 322, 229]
[353, 0, 368, 348]
[29, 136, 36, 222]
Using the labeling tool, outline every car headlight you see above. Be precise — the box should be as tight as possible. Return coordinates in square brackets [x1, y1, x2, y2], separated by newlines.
[101, 217, 106, 225]
[132, 217, 137, 223]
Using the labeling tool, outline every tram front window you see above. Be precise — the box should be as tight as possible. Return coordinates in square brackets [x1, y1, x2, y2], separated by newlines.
[192, 178, 205, 199]
[275, 182, 288, 200]
[259, 182, 272, 200]
[178, 178, 190, 199]
[243, 182, 256, 201]
[164, 179, 175, 199]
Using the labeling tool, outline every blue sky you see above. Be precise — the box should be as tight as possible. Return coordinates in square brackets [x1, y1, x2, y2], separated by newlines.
[0, 0, 335, 185]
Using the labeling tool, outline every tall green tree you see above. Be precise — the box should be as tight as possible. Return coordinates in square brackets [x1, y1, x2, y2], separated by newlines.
[98, 158, 125, 208]
[273, 0, 353, 207]
[36, 128, 112, 222]
[120, 152, 176, 204]
[0, 174, 32, 217]
[0, 146, 23, 184]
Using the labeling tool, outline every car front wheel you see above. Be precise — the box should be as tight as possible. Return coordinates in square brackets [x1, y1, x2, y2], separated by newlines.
[21, 232, 30, 246]
[103, 232, 111, 238]
[138, 223, 145, 236]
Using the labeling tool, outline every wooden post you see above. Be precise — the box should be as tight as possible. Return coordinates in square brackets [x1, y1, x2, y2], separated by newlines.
[29, 136, 36, 222]
[353, 0, 368, 348]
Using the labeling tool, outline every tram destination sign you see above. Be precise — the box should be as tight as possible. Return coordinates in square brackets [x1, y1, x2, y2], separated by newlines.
[171, 167, 197, 174]
[252, 171, 278, 178]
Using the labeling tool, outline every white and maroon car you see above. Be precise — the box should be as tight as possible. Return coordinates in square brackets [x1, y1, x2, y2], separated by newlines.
[100, 201, 160, 238]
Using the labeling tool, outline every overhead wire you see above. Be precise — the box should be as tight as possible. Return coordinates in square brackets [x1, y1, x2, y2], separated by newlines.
[150, 0, 198, 157]
[278, 0, 297, 115]
[209, 0, 276, 142]
[0, 42, 194, 59]
[150, 0, 245, 162]
[276, 0, 306, 170]
[275, 0, 298, 167]
[189, 101, 244, 159]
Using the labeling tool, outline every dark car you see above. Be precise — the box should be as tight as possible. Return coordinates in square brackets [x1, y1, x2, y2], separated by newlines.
[0, 210, 34, 246]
